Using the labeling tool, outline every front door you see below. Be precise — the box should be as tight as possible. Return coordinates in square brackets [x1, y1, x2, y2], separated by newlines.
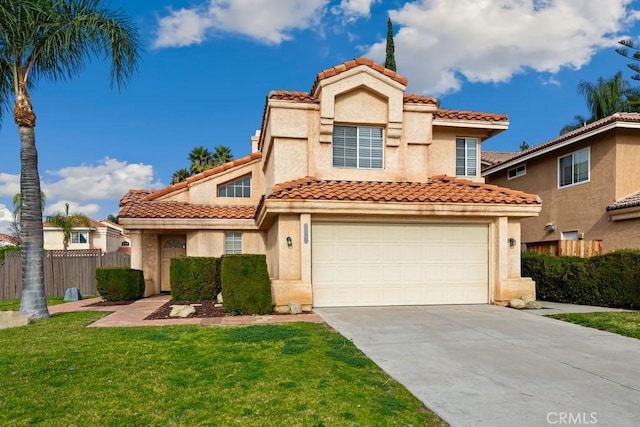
[161, 235, 186, 292]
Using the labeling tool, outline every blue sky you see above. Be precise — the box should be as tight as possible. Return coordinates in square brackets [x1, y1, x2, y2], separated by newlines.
[1, 0, 640, 233]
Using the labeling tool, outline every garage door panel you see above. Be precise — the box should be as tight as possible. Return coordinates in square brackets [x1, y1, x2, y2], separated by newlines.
[312, 223, 488, 307]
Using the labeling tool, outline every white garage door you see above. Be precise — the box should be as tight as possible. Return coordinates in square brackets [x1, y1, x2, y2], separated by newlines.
[312, 223, 488, 307]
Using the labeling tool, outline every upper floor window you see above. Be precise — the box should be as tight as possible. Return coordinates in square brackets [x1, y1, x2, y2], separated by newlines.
[508, 164, 526, 179]
[558, 148, 589, 188]
[224, 232, 243, 254]
[71, 232, 88, 244]
[218, 176, 251, 198]
[333, 125, 383, 169]
[456, 137, 478, 176]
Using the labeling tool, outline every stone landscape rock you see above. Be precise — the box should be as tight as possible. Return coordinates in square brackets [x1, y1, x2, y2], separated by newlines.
[275, 305, 291, 314]
[217, 292, 223, 303]
[169, 305, 196, 318]
[288, 302, 302, 314]
[64, 287, 81, 302]
[521, 294, 535, 304]
[509, 298, 526, 309]
[0, 311, 29, 330]
[526, 300, 543, 309]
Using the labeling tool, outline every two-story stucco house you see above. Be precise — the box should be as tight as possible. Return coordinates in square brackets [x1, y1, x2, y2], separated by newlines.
[483, 112, 640, 253]
[119, 58, 541, 310]
[43, 218, 131, 253]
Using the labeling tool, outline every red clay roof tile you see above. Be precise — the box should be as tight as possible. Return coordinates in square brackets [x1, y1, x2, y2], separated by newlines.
[268, 176, 539, 205]
[434, 109, 508, 122]
[309, 57, 408, 95]
[119, 202, 256, 220]
[607, 190, 640, 211]
[403, 94, 439, 105]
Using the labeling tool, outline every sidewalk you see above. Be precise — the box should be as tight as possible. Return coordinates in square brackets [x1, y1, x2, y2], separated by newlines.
[49, 295, 323, 327]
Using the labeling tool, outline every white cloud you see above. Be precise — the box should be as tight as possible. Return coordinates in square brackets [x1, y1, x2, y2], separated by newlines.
[154, 0, 329, 48]
[332, 0, 379, 23]
[43, 158, 163, 202]
[44, 201, 101, 217]
[0, 173, 20, 198]
[0, 204, 12, 234]
[365, 0, 639, 95]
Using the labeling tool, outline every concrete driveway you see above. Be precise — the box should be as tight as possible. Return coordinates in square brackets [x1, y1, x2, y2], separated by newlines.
[315, 305, 640, 427]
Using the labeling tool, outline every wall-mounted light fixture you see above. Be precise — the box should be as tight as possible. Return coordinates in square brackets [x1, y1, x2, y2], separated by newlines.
[544, 223, 556, 232]
[508, 237, 517, 248]
[286, 236, 293, 248]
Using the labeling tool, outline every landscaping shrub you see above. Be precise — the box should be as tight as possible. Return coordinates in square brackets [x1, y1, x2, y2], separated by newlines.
[0, 245, 19, 261]
[221, 254, 272, 315]
[170, 257, 221, 300]
[522, 250, 640, 308]
[96, 267, 145, 301]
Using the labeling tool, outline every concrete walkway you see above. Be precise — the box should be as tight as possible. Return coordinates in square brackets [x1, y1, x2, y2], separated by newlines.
[49, 295, 323, 327]
[315, 304, 640, 427]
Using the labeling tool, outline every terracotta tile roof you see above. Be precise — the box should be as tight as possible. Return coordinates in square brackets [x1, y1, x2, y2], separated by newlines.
[0, 233, 19, 245]
[403, 94, 439, 105]
[434, 109, 508, 122]
[119, 201, 256, 220]
[268, 176, 539, 205]
[310, 58, 408, 95]
[606, 191, 640, 211]
[482, 151, 519, 167]
[120, 190, 153, 206]
[137, 153, 262, 202]
[269, 90, 318, 103]
[485, 112, 640, 171]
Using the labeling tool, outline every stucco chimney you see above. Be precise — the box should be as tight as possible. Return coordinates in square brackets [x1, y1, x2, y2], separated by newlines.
[251, 130, 261, 153]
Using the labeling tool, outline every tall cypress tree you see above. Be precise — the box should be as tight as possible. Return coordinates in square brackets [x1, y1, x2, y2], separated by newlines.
[385, 18, 397, 71]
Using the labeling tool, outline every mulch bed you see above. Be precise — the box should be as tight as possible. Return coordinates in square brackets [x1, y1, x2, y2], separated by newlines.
[144, 300, 226, 320]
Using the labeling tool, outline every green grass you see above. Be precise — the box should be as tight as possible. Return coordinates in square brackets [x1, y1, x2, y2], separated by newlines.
[0, 312, 446, 426]
[0, 297, 66, 311]
[548, 311, 640, 340]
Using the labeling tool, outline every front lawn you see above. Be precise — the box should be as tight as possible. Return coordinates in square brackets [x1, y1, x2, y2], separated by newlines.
[0, 312, 445, 426]
[0, 297, 65, 311]
[548, 311, 640, 340]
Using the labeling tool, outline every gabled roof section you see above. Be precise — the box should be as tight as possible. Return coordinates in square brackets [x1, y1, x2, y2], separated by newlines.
[268, 90, 318, 103]
[434, 109, 508, 123]
[310, 58, 408, 96]
[484, 112, 640, 175]
[139, 153, 262, 202]
[268, 176, 539, 205]
[482, 151, 519, 167]
[607, 191, 640, 211]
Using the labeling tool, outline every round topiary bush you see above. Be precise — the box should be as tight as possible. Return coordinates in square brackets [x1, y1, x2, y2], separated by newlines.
[96, 267, 145, 301]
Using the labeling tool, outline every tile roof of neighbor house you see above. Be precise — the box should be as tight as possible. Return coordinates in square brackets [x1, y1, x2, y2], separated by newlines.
[482, 151, 519, 167]
[484, 112, 640, 171]
[268, 176, 540, 205]
[606, 191, 640, 211]
[0, 233, 19, 245]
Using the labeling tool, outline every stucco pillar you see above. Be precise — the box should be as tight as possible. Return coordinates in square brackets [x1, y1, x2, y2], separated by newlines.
[493, 217, 536, 304]
[300, 214, 311, 284]
[129, 230, 143, 270]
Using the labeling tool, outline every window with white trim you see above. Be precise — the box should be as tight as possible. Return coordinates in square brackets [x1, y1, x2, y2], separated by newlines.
[332, 125, 383, 169]
[455, 137, 478, 176]
[224, 232, 242, 254]
[558, 148, 589, 188]
[561, 231, 579, 241]
[218, 176, 251, 198]
[508, 164, 526, 179]
[71, 232, 88, 244]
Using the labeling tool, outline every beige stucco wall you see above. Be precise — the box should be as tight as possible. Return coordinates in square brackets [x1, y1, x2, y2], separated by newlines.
[485, 130, 640, 252]
[186, 230, 265, 257]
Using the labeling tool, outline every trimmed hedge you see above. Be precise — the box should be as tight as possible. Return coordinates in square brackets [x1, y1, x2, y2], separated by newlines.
[522, 250, 640, 308]
[96, 267, 145, 302]
[170, 257, 221, 301]
[221, 254, 272, 315]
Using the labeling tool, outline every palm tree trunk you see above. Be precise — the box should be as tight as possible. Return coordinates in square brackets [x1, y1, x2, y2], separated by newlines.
[18, 125, 49, 319]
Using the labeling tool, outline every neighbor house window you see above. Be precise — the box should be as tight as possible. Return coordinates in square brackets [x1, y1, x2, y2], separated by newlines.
[333, 126, 383, 169]
[456, 137, 478, 176]
[71, 232, 88, 244]
[561, 231, 579, 241]
[224, 232, 242, 254]
[508, 164, 526, 179]
[558, 148, 589, 188]
[218, 176, 251, 198]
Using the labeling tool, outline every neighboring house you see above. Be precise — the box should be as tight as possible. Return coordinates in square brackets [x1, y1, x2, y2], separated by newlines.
[119, 58, 541, 310]
[0, 233, 19, 247]
[43, 218, 131, 253]
[483, 112, 640, 253]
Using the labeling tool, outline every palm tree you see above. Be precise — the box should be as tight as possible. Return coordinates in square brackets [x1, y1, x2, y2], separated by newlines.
[560, 72, 634, 134]
[172, 168, 191, 184]
[212, 145, 233, 166]
[12, 192, 47, 246]
[188, 146, 214, 174]
[0, 0, 140, 319]
[46, 203, 92, 250]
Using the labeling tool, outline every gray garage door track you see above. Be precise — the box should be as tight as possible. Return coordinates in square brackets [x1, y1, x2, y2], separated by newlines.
[315, 305, 640, 427]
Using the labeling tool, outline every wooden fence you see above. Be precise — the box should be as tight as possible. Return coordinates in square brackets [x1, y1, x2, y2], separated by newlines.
[0, 249, 130, 299]
[525, 240, 603, 257]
